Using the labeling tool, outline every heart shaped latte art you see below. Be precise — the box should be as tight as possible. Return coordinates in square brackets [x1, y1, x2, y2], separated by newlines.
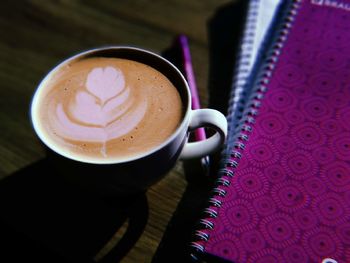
[86, 66, 125, 103]
[53, 66, 147, 143]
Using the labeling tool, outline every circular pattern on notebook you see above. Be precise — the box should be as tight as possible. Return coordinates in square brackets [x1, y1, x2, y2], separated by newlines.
[321, 161, 350, 192]
[275, 64, 306, 87]
[260, 213, 300, 249]
[340, 85, 350, 102]
[312, 146, 335, 164]
[293, 21, 322, 41]
[303, 177, 327, 196]
[291, 122, 326, 150]
[329, 8, 350, 25]
[308, 72, 340, 96]
[317, 49, 346, 70]
[252, 196, 277, 216]
[271, 181, 309, 212]
[298, 60, 319, 77]
[301, 97, 331, 122]
[281, 150, 317, 180]
[284, 42, 313, 62]
[205, 233, 246, 263]
[337, 107, 350, 131]
[324, 30, 350, 48]
[293, 208, 319, 230]
[320, 119, 342, 136]
[221, 187, 238, 202]
[257, 113, 288, 138]
[283, 109, 305, 125]
[236, 155, 249, 169]
[241, 230, 266, 252]
[255, 103, 270, 116]
[264, 164, 287, 183]
[210, 213, 226, 235]
[246, 139, 279, 167]
[329, 133, 350, 160]
[248, 248, 283, 263]
[274, 136, 297, 153]
[312, 193, 349, 226]
[298, 4, 327, 23]
[330, 91, 349, 109]
[223, 199, 258, 233]
[344, 191, 350, 204]
[336, 222, 350, 245]
[282, 244, 309, 263]
[289, 83, 313, 99]
[336, 70, 350, 96]
[235, 167, 269, 199]
[266, 88, 297, 112]
[302, 227, 343, 262]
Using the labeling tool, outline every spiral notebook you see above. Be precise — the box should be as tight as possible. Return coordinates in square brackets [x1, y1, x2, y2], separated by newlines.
[225, 0, 281, 155]
[191, 0, 350, 262]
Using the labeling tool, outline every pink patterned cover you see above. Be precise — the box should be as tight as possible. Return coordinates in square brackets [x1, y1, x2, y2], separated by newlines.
[196, 1, 350, 262]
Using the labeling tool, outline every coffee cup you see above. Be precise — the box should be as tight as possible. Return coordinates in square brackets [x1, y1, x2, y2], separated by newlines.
[31, 46, 227, 194]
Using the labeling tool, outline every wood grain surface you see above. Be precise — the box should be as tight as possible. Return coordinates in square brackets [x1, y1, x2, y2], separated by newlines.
[0, 1, 240, 262]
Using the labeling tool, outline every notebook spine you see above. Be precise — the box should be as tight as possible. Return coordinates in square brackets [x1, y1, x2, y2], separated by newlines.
[190, 0, 301, 261]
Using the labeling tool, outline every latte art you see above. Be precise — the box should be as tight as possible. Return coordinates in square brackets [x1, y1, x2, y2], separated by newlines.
[54, 66, 147, 155]
[36, 57, 183, 161]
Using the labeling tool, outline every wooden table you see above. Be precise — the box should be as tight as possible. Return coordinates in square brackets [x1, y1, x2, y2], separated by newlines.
[0, 1, 244, 262]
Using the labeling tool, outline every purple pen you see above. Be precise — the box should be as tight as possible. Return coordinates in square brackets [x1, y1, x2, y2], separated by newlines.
[177, 34, 210, 173]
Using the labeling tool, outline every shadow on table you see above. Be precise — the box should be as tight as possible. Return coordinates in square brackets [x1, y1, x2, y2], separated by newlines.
[153, 1, 247, 262]
[0, 158, 148, 263]
[207, 0, 248, 115]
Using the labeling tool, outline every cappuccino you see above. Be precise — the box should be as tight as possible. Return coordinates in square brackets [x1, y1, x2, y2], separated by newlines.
[33, 57, 183, 162]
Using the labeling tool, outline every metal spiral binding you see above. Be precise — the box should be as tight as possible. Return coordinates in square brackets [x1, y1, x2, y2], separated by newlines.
[217, 177, 231, 187]
[224, 0, 262, 154]
[199, 219, 215, 230]
[223, 158, 239, 168]
[218, 168, 234, 177]
[204, 208, 218, 218]
[212, 187, 227, 197]
[208, 197, 222, 208]
[190, 0, 301, 260]
[195, 230, 210, 241]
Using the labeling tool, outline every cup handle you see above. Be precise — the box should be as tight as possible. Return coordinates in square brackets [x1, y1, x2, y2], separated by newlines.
[180, 109, 228, 159]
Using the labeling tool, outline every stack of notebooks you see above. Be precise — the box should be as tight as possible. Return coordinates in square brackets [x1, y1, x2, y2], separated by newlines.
[190, 0, 350, 262]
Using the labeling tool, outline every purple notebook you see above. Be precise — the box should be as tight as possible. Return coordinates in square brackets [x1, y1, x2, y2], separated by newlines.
[191, 1, 350, 262]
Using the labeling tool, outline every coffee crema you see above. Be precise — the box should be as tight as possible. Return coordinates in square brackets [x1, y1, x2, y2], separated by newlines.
[35, 57, 183, 161]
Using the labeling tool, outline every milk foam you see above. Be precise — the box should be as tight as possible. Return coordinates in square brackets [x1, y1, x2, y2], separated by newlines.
[37, 57, 183, 160]
[53, 66, 147, 144]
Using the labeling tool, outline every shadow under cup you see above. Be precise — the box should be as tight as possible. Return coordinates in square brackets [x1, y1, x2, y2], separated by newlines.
[31, 47, 191, 196]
